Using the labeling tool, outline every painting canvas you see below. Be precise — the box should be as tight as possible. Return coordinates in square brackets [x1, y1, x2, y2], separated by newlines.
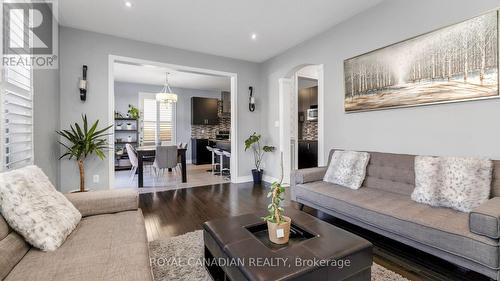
[344, 11, 499, 112]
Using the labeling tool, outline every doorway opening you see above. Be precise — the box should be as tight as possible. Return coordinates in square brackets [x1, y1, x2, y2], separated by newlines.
[279, 64, 324, 184]
[108, 55, 238, 192]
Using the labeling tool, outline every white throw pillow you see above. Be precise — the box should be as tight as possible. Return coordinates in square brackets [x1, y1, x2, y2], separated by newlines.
[0, 165, 81, 251]
[412, 156, 492, 212]
[323, 150, 370, 189]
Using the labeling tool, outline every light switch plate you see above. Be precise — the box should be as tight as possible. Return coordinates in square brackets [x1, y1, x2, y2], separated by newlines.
[93, 174, 99, 183]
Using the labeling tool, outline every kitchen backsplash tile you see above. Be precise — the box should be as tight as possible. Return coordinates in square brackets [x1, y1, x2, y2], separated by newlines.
[191, 115, 230, 139]
[302, 121, 318, 140]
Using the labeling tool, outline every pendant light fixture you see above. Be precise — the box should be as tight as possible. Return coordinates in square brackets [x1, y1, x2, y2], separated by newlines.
[156, 72, 178, 103]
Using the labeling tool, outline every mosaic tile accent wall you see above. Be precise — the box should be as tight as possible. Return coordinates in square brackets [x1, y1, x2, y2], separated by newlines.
[191, 115, 231, 138]
[302, 121, 318, 141]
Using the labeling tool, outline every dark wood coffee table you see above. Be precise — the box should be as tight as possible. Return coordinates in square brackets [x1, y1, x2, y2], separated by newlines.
[203, 208, 372, 281]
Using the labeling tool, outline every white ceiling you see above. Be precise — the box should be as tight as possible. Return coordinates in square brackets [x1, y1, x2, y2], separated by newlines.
[114, 62, 231, 91]
[59, 0, 383, 62]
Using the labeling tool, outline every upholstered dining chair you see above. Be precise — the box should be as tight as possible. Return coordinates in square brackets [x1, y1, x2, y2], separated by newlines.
[153, 145, 178, 177]
[125, 144, 138, 180]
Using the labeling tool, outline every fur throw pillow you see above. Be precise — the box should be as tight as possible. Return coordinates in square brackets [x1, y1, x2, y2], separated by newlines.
[0, 166, 81, 251]
[323, 150, 370, 189]
[412, 156, 492, 212]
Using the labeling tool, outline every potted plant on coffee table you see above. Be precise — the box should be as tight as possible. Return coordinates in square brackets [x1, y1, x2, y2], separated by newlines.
[56, 115, 113, 192]
[244, 132, 275, 184]
[263, 153, 291, 244]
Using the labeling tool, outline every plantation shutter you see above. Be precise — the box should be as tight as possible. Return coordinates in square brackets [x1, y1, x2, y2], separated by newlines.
[142, 98, 157, 145]
[158, 102, 174, 142]
[140, 96, 175, 145]
[1, 66, 34, 171]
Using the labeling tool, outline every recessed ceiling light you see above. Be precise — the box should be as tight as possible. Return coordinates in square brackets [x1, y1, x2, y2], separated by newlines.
[125, 1, 132, 8]
[251, 33, 257, 40]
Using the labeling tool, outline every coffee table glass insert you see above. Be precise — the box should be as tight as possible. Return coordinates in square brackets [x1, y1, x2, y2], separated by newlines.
[245, 222, 316, 250]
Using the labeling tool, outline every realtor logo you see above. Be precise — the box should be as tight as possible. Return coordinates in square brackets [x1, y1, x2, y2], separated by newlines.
[2, 1, 58, 68]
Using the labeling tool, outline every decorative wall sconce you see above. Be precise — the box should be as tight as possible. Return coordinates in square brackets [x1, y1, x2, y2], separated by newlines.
[79, 65, 88, 101]
[248, 86, 255, 112]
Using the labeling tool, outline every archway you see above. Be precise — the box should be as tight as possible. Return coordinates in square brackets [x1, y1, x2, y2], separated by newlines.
[279, 64, 324, 184]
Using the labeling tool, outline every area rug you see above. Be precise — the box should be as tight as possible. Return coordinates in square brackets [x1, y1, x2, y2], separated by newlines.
[149, 230, 409, 281]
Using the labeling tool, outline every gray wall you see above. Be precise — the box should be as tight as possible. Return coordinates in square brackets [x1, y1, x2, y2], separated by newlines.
[59, 26, 262, 192]
[114, 81, 221, 160]
[33, 69, 60, 186]
[261, 0, 500, 179]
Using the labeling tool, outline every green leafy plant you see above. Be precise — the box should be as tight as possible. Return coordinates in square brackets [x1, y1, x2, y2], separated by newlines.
[244, 132, 275, 171]
[56, 115, 113, 192]
[128, 104, 139, 119]
[263, 153, 286, 224]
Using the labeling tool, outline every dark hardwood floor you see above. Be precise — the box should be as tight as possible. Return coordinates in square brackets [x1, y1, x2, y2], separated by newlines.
[139, 182, 490, 281]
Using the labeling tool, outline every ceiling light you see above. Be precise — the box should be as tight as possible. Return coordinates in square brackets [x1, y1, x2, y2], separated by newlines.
[251, 33, 257, 40]
[125, 1, 132, 8]
[156, 73, 178, 103]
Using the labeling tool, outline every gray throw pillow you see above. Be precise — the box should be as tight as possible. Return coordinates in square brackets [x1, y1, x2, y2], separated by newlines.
[0, 165, 81, 251]
[323, 150, 370, 189]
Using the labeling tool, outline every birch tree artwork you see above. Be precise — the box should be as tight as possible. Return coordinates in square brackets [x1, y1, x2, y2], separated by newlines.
[344, 11, 498, 112]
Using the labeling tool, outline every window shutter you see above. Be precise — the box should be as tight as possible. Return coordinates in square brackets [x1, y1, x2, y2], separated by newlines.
[158, 102, 174, 142]
[1, 66, 33, 170]
[140, 97, 175, 145]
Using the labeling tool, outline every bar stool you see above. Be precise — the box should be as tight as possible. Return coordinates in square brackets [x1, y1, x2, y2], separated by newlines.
[222, 151, 231, 178]
[214, 149, 224, 176]
[206, 146, 220, 175]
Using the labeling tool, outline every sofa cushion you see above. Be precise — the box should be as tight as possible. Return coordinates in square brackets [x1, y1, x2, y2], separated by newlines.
[0, 216, 30, 280]
[4, 210, 152, 281]
[470, 197, 500, 239]
[0, 166, 81, 251]
[294, 182, 500, 269]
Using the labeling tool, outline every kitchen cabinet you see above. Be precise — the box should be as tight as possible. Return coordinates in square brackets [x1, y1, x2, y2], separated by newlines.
[191, 97, 219, 125]
[298, 86, 318, 113]
[191, 138, 213, 165]
[298, 140, 318, 169]
[221, 91, 231, 115]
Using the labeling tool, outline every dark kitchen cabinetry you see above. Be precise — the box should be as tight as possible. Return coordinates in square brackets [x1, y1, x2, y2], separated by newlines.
[298, 86, 318, 113]
[298, 141, 318, 169]
[191, 138, 214, 165]
[191, 97, 219, 125]
[221, 91, 231, 115]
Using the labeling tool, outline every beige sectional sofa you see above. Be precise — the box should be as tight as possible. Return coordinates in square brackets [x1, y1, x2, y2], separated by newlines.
[0, 189, 153, 281]
[292, 149, 500, 280]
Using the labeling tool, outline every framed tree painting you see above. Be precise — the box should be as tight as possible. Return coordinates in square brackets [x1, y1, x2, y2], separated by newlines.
[344, 10, 499, 112]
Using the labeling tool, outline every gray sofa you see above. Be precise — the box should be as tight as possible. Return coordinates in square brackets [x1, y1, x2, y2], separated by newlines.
[0, 189, 153, 281]
[292, 149, 500, 280]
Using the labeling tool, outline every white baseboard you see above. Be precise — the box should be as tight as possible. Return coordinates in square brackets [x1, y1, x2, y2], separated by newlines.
[232, 175, 279, 184]
[186, 160, 192, 164]
[233, 175, 253, 183]
[263, 175, 279, 184]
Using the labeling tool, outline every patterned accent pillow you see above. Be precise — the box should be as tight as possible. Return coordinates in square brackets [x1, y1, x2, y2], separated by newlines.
[0, 165, 81, 251]
[412, 156, 492, 212]
[323, 150, 370, 189]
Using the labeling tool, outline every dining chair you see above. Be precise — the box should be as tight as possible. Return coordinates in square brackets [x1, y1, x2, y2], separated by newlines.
[153, 145, 178, 177]
[125, 144, 138, 180]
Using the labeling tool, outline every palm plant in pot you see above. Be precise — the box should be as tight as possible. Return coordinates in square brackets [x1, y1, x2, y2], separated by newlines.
[263, 153, 290, 244]
[56, 115, 112, 192]
[244, 132, 275, 184]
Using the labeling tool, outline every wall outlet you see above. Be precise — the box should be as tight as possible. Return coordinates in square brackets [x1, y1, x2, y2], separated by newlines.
[93, 174, 99, 183]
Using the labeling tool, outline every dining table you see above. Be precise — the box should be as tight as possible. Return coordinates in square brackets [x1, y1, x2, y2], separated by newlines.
[136, 145, 187, 188]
